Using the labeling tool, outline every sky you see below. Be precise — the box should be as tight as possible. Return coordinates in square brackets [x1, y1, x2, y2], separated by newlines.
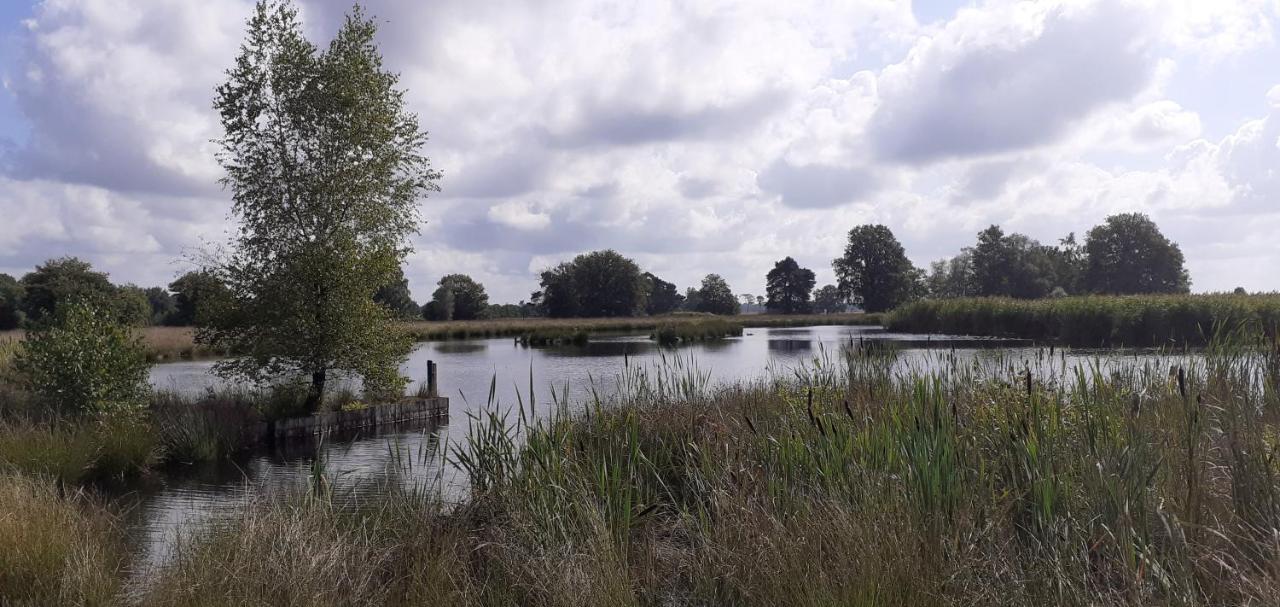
[1, 0, 1279, 303]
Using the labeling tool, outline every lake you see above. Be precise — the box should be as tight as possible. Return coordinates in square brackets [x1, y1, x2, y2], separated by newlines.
[127, 324, 1179, 578]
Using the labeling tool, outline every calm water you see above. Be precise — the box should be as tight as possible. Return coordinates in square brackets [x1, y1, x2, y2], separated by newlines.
[128, 325, 1173, 576]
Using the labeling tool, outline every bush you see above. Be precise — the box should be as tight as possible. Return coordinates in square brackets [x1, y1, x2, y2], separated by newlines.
[14, 300, 151, 416]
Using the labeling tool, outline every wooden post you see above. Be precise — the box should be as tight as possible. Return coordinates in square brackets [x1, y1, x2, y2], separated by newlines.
[427, 360, 438, 398]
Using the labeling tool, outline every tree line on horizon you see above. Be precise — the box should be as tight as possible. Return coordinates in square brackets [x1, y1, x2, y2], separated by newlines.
[0, 211, 1209, 332]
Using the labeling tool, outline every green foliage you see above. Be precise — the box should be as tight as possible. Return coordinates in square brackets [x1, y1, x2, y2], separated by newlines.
[483, 302, 538, 319]
[374, 266, 420, 319]
[888, 293, 1280, 346]
[765, 256, 815, 314]
[114, 285, 153, 327]
[0, 273, 23, 330]
[426, 274, 488, 320]
[924, 250, 976, 298]
[833, 224, 923, 312]
[643, 272, 684, 315]
[970, 225, 1064, 298]
[650, 318, 743, 345]
[14, 300, 151, 417]
[167, 270, 229, 326]
[1084, 212, 1190, 294]
[538, 250, 648, 318]
[203, 1, 437, 411]
[812, 284, 846, 313]
[694, 273, 739, 315]
[143, 286, 177, 325]
[19, 257, 124, 326]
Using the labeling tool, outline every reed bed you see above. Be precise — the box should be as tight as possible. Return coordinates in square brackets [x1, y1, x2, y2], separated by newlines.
[650, 317, 743, 345]
[888, 294, 1280, 347]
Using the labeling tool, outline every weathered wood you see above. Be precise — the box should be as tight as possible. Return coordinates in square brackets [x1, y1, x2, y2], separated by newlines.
[262, 396, 449, 442]
[427, 360, 438, 397]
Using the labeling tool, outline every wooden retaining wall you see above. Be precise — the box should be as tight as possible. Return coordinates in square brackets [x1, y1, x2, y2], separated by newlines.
[259, 396, 449, 442]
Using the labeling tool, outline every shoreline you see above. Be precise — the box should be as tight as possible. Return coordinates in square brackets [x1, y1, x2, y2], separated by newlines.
[1, 312, 885, 363]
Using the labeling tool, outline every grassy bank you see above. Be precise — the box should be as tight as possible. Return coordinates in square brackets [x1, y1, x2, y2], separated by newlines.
[888, 294, 1280, 347]
[0, 312, 881, 362]
[650, 317, 743, 345]
[0, 383, 368, 481]
[9, 334, 1279, 604]
[0, 472, 127, 605]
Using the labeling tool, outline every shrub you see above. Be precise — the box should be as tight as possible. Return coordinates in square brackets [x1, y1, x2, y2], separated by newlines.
[13, 300, 151, 417]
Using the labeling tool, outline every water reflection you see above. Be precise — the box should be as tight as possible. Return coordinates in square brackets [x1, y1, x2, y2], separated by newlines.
[124, 416, 450, 575]
[767, 339, 813, 353]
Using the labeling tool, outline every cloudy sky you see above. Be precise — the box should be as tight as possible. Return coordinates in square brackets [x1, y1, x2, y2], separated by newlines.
[1, 0, 1278, 302]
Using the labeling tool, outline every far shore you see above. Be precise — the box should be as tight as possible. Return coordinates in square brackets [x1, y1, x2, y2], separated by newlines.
[0, 312, 884, 363]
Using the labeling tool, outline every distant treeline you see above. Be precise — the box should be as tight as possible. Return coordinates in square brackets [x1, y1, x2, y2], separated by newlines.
[0, 212, 1217, 331]
[0, 258, 226, 331]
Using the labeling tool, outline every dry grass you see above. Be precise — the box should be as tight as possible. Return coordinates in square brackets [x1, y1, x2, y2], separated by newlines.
[0, 472, 127, 606]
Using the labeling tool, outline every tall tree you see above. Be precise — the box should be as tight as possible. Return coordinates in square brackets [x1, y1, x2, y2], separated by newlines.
[19, 257, 118, 324]
[537, 250, 647, 318]
[0, 273, 23, 330]
[570, 250, 648, 317]
[681, 286, 703, 313]
[969, 226, 1058, 299]
[373, 267, 420, 319]
[1083, 213, 1190, 294]
[643, 272, 684, 315]
[536, 262, 579, 318]
[765, 256, 816, 314]
[115, 286, 154, 327]
[812, 284, 845, 314]
[832, 225, 922, 312]
[202, 1, 440, 410]
[925, 251, 976, 299]
[144, 287, 178, 325]
[426, 274, 488, 320]
[695, 274, 740, 315]
[169, 271, 230, 326]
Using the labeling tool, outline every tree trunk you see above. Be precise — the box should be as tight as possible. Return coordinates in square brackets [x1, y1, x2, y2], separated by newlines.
[306, 368, 327, 413]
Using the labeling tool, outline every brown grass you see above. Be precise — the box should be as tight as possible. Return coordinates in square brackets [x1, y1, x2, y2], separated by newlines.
[0, 472, 127, 606]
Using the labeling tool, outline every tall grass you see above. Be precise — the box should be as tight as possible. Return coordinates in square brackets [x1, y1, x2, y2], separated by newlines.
[0, 472, 127, 605]
[888, 294, 1280, 347]
[0, 416, 159, 483]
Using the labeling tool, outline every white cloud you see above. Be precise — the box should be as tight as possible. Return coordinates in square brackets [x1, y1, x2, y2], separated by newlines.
[1, 0, 1280, 300]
